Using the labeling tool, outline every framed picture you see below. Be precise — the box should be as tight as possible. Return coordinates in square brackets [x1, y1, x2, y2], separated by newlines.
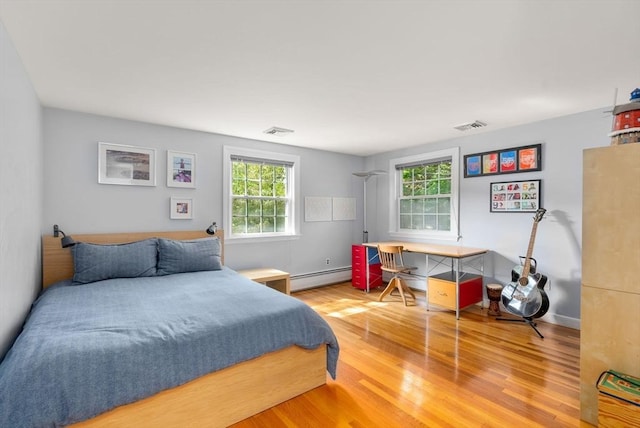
[464, 143, 542, 177]
[518, 146, 540, 171]
[482, 153, 498, 174]
[499, 150, 517, 173]
[167, 151, 196, 188]
[465, 155, 482, 176]
[490, 179, 541, 213]
[98, 142, 156, 186]
[170, 197, 193, 219]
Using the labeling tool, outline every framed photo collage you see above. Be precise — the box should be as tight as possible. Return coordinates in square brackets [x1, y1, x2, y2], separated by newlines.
[463, 143, 543, 213]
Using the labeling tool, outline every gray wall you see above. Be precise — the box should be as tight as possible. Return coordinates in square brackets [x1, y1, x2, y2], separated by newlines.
[0, 20, 43, 358]
[44, 106, 608, 329]
[0, 14, 615, 359]
[43, 108, 365, 279]
[366, 108, 611, 328]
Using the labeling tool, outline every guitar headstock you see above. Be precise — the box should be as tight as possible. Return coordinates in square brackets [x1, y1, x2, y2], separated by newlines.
[533, 208, 546, 223]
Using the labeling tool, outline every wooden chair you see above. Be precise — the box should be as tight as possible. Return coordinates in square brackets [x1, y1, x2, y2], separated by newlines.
[377, 244, 417, 306]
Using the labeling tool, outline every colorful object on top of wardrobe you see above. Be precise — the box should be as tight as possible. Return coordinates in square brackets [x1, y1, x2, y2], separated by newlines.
[609, 86, 640, 145]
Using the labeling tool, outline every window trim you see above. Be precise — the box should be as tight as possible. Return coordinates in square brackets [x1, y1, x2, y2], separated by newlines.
[223, 146, 300, 242]
[388, 147, 460, 241]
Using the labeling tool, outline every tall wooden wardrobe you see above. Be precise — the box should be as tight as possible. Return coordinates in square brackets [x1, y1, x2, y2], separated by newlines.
[581, 144, 640, 424]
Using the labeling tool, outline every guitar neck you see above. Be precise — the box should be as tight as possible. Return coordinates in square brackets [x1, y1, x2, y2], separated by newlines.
[521, 221, 539, 280]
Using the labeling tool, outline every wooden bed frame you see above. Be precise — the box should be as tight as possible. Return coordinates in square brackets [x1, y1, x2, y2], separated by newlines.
[41, 230, 327, 427]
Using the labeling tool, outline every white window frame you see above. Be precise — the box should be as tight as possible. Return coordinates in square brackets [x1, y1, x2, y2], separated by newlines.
[388, 147, 460, 241]
[223, 146, 300, 243]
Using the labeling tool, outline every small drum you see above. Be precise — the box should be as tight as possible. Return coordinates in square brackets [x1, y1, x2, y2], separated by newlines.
[486, 283, 503, 316]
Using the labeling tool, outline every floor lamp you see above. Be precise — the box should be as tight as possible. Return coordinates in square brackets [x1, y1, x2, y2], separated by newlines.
[352, 170, 386, 243]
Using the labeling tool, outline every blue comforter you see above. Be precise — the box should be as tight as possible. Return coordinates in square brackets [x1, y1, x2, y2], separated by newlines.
[0, 268, 339, 427]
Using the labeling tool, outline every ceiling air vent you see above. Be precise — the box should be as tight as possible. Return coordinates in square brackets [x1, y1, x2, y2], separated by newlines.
[453, 120, 487, 132]
[263, 126, 294, 136]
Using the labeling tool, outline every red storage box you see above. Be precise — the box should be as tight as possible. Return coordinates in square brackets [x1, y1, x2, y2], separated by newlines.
[428, 271, 483, 311]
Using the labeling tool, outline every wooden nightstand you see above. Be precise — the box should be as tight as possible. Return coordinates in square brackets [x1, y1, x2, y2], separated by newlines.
[237, 268, 291, 295]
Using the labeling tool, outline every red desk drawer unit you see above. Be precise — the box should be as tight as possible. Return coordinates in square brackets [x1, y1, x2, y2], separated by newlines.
[352, 245, 383, 290]
[428, 271, 483, 311]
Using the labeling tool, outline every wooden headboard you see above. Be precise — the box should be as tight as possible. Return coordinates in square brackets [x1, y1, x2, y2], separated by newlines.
[42, 229, 224, 288]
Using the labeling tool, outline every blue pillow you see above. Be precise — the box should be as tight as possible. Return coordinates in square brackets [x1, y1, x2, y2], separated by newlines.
[72, 239, 158, 284]
[157, 237, 222, 275]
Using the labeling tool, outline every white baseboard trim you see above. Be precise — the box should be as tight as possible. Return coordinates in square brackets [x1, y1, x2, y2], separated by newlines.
[540, 312, 580, 330]
[290, 267, 352, 292]
[293, 269, 582, 330]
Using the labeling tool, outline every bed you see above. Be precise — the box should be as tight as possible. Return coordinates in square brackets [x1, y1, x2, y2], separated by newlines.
[0, 230, 339, 427]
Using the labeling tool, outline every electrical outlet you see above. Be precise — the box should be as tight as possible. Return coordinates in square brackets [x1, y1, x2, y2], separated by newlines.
[325, 258, 330, 265]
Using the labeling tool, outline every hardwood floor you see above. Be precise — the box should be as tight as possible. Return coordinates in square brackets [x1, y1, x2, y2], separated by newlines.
[232, 282, 593, 427]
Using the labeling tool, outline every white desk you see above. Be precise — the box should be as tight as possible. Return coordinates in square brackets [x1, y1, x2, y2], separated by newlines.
[364, 241, 488, 319]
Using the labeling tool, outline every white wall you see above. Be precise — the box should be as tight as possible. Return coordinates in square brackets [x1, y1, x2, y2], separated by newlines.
[366, 108, 611, 329]
[0, 20, 43, 358]
[42, 108, 365, 287]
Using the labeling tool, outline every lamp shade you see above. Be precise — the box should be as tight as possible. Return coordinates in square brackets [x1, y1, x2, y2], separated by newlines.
[206, 222, 218, 235]
[53, 224, 76, 248]
[61, 234, 76, 248]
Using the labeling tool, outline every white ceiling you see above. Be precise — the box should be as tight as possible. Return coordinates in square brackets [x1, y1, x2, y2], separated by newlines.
[1, 1, 639, 156]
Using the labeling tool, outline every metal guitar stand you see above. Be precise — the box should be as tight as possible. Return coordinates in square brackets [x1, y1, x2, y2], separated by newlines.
[496, 316, 544, 339]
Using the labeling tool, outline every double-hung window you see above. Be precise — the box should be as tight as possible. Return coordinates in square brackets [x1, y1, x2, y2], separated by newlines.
[223, 146, 299, 240]
[389, 147, 460, 240]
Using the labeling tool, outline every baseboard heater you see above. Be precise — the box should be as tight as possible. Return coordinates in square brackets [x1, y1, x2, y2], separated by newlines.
[290, 266, 351, 292]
